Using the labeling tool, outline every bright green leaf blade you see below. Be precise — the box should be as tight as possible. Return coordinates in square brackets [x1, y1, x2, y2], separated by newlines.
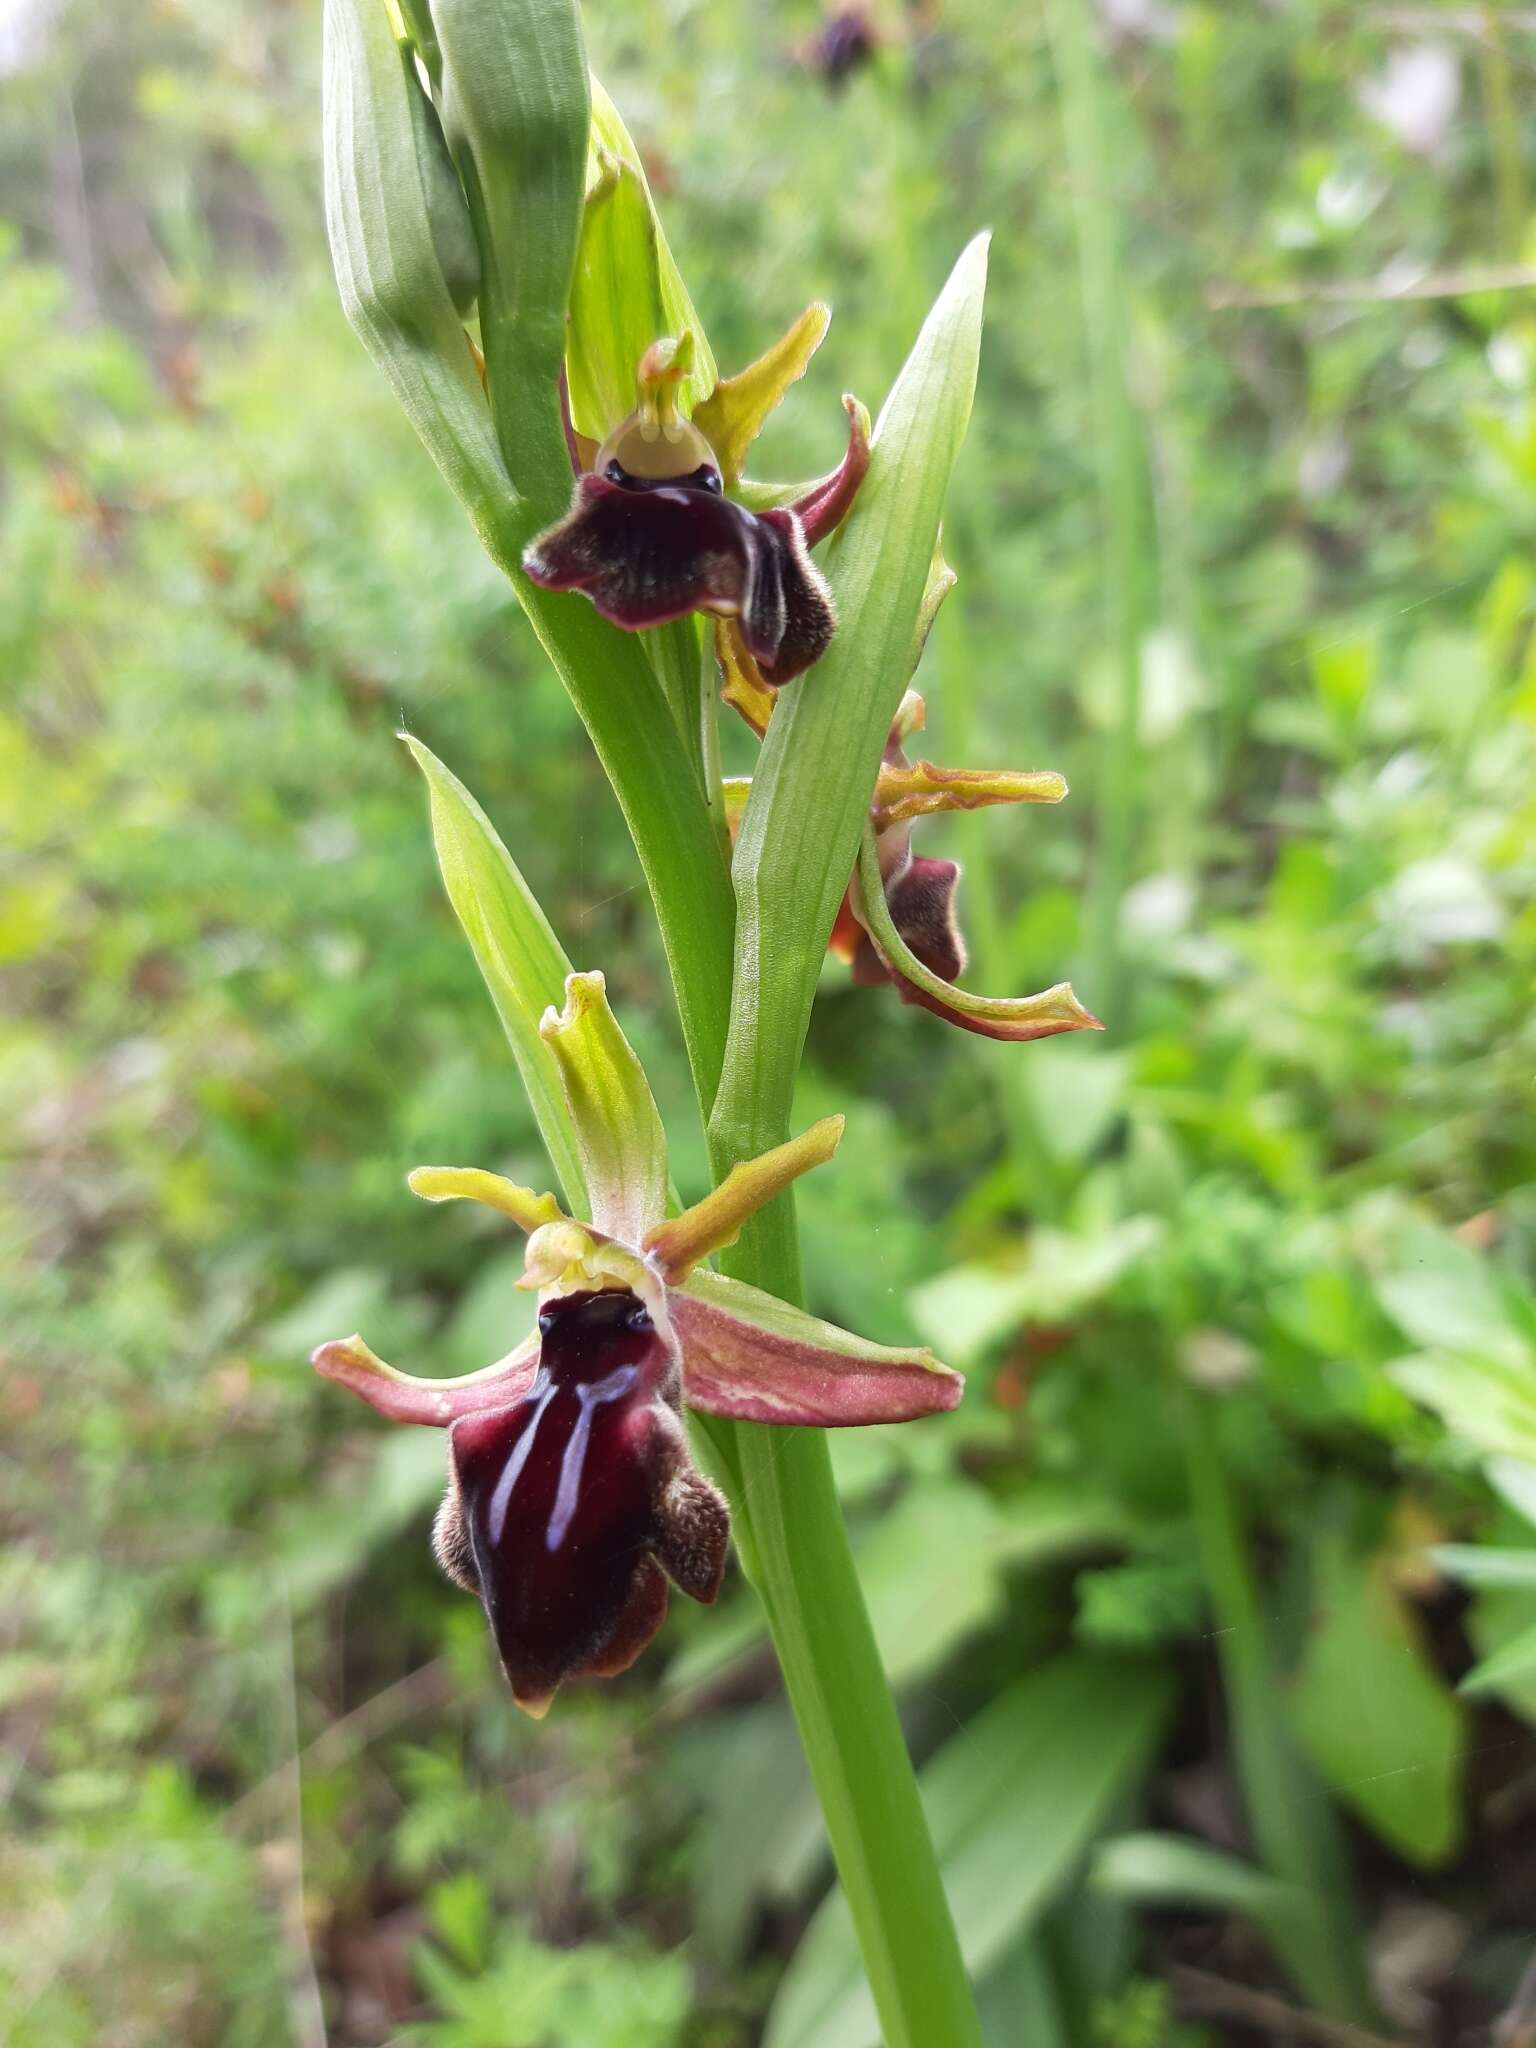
[1375, 1224, 1529, 1367]
[764, 1652, 1174, 2048]
[403, 735, 585, 1213]
[714, 235, 991, 1176]
[1459, 1617, 1536, 1695]
[1181, 1396, 1375, 2022]
[1287, 1534, 1465, 1868]
[322, 0, 517, 568]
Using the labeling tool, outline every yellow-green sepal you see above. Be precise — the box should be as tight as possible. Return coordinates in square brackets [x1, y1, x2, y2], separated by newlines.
[644, 1115, 844, 1282]
[693, 301, 831, 485]
[540, 971, 669, 1246]
[407, 1166, 566, 1233]
[565, 76, 717, 441]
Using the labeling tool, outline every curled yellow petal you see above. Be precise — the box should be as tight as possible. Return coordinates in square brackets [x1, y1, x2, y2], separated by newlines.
[644, 1115, 845, 1282]
[407, 1166, 567, 1234]
[715, 616, 777, 738]
[854, 827, 1101, 1042]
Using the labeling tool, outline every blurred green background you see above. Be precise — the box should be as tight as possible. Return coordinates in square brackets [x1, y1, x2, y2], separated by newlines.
[5, 1, 1536, 2042]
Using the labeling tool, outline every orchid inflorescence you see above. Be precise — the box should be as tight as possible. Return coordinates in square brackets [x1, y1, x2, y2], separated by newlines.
[315, 974, 958, 1716]
[320, 0, 1097, 1734]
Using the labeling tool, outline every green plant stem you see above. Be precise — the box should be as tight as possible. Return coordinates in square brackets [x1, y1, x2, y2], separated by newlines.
[557, 602, 982, 2048]
[1478, 7, 1528, 263]
[708, 1206, 985, 2048]
[1181, 1392, 1375, 2025]
[1041, 0, 1154, 1026]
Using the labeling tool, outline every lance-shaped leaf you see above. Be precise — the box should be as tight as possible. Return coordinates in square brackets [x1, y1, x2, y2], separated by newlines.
[671, 1269, 962, 1425]
[646, 1116, 845, 1281]
[854, 827, 1101, 1042]
[714, 237, 994, 1137]
[322, 0, 515, 565]
[540, 972, 668, 1246]
[404, 737, 586, 1211]
[694, 302, 830, 485]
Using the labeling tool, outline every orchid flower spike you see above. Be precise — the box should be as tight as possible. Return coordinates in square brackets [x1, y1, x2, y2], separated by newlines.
[524, 316, 869, 688]
[313, 971, 960, 1717]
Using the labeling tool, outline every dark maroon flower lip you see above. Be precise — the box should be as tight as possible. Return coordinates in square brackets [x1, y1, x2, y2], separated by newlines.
[433, 1289, 727, 1717]
[524, 471, 835, 685]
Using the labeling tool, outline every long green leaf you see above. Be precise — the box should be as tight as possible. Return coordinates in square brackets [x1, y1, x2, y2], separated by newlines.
[321, 0, 518, 569]
[403, 735, 585, 1212]
[1288, 1534, 1465, 1868]
[1433, 1544, 1536, 1589]
[710, 235, 990, 1213]
[764, 1653, 1174, 2048]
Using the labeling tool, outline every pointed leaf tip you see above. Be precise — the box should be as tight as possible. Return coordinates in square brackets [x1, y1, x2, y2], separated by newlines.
[400, 736, 586, 1212]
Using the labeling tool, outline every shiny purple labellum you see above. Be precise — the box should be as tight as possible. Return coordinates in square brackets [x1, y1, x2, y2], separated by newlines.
[523, 468, 835, 685]
[439, 1289, 727, 1715]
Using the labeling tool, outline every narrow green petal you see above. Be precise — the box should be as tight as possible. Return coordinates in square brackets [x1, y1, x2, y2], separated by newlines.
[567, 74, 716, 439]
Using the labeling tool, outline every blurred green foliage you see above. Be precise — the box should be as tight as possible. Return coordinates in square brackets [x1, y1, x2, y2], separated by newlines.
[4, 1, 1536, 2042]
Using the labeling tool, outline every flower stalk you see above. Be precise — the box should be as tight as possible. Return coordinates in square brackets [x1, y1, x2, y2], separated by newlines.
[316, 2, 1100, 2038]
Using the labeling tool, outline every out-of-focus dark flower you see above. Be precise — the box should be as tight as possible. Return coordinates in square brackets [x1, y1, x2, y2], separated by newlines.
[797, 6, 880, 90]
[525, 330, 868, 687]
[313, 973, 961, 1715]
